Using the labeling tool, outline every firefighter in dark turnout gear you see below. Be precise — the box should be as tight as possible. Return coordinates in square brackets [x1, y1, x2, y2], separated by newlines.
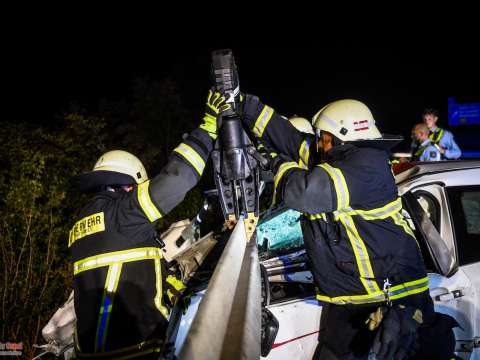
[69, 90, 230, 359]
[241, 96, 456, 359]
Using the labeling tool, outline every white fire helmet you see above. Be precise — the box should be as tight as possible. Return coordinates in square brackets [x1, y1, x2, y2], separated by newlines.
[288, 116, 314, 135]
[312, 99, 382, 141]
[92, 150, 148, 184]
[71, 150, 148, 192]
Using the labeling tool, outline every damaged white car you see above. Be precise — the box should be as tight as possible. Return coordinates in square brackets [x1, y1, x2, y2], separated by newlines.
[36, 161, 480, 360]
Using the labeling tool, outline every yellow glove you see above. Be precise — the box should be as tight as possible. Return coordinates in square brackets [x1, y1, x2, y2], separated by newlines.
[200, 89, 232, 139]
[165, 274, 187, 308]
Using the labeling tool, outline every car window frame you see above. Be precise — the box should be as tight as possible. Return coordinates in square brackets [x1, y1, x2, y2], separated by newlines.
[446, 185, 480, 266]
[402, 185, 458, 277]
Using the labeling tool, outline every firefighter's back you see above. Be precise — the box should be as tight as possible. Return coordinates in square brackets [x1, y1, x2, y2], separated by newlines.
[70, 191, 168, 356]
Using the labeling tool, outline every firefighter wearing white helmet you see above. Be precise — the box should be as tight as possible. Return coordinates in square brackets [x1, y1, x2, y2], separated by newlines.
[284, 116, 314, 168]
[69, 90, 230, 358]
[312, 99, 381, 141]
[92, 150, 148, 183]
[288, 116, 314, 135]
[72, 150, 149, 193]
[240, 94, 454, 359]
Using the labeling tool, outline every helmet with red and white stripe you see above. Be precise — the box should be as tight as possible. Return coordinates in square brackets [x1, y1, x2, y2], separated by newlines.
[312, 99, 382, 142]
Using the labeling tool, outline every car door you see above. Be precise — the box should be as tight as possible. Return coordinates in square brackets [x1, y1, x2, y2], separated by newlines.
[403, 183, 479, 359]
[445, 185, 480, 359]
[257, 208, 321, 360]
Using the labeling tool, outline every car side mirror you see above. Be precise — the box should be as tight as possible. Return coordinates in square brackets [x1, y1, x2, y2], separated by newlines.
[260, 264, 278, 357]
[261, 307, 279, 357]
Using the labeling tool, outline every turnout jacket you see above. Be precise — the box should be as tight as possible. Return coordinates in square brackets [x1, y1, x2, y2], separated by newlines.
[242, 95, 429, 305]
[69, 127, 213, 356]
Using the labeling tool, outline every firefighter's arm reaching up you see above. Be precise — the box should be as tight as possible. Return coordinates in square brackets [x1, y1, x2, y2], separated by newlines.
[124, 90, 231, 223]
[241, 94, 315, 167]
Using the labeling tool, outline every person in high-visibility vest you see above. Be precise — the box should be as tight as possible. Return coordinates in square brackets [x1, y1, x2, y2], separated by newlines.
[411, 123, 441, 161]
[422, 108, 461, 159]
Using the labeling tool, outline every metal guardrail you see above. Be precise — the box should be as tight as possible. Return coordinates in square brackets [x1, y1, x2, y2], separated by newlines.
[179, 219, 261, 360]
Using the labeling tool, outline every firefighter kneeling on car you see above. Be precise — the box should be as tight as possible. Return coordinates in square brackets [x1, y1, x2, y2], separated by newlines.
[240, 96, 458, 359]
[68, 90, 229, 359]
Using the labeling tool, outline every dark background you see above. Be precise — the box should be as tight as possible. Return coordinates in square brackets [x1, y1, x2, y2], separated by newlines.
[3, 44, 480, 152]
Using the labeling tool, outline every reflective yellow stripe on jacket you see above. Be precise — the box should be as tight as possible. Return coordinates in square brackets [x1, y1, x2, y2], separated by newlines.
[316, 276, 429, 305]
[173, 143, 206, 176]
[137, 181, 162, 222]
[307, 197, 415, 239]
[272, 161, 301, 205]
[305, 197, 404, 225]
[333, 197, 403, 221]
[317, 163, 380, 294]
[253, 105, 274, 138]
[74, 247, 170, 323]
[298, 139, 311, 169]
[317, 164, 350, 210]
[74, 247, 163, 274]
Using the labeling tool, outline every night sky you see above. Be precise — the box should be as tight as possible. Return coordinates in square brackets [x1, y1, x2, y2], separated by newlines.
[3, 45, 480, 152]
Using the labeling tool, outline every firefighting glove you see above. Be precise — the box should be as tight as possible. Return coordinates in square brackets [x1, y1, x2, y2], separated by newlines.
[164, 270, 187, 308]
[256, 143, 278, 171]
[371, 305, 423, 360]
[200, 88, 232, 139]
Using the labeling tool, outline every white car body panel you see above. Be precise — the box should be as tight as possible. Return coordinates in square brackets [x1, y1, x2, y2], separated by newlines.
[397, 162, 480, 359]
[262, 298, 321, 360]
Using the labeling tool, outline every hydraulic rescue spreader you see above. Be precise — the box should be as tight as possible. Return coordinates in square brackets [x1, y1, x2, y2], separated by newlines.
[210, 49, 267, 240]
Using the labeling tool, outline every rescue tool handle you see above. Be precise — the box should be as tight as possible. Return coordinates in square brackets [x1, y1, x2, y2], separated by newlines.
[210, 49, 261, 223]
[211, 49, 240, 113]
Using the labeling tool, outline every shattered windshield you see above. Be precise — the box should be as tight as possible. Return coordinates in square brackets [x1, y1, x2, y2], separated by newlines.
[256, 208, 304, 260]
